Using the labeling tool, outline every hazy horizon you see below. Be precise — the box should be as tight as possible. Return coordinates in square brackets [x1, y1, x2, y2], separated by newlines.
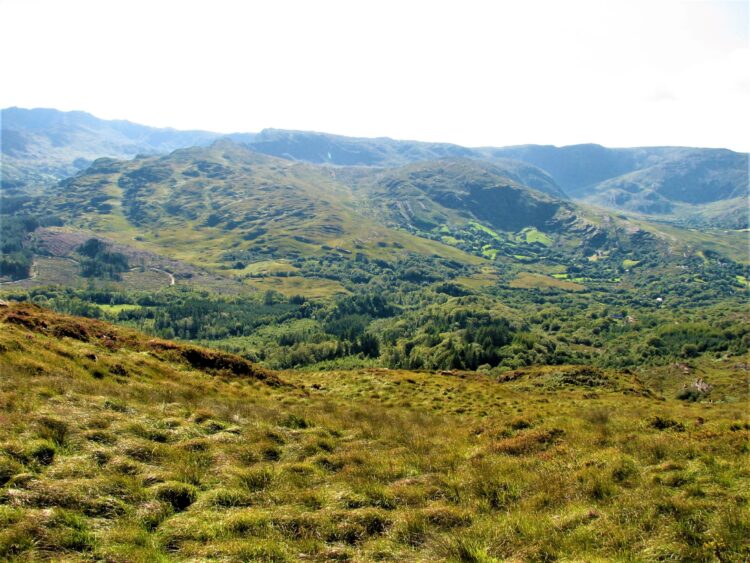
[1, 0, 748, 152]
[4, 104, 750, 153]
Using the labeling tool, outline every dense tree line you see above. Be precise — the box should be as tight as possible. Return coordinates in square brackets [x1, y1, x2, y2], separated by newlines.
[3, 237, 748, 371]
[0, 218, 36, 279]
[0, 212, 63, 280]
[77, 239, 130, 280]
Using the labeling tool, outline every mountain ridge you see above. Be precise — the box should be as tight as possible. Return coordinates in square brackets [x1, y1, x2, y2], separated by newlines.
[3, 107, 747, 228]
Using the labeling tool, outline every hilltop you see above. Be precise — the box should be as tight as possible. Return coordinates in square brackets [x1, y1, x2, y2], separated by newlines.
[357, 158, 570, 232]
[0, 302, 748, 561]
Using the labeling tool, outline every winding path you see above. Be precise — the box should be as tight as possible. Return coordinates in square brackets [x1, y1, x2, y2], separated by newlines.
[147, 268, 176, 286]
[127, 267, 175, 286]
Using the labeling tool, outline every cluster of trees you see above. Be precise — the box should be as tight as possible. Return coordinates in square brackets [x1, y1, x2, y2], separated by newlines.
[77, 239, 130, 280]
[0, 211, 64, 280]
[290, 252, 472, 291]
[0, 216, 37, 279]
[598, 318, 749, 368]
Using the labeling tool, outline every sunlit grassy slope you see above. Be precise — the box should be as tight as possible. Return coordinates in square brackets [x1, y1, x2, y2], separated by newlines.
[48, 141, 479, 272]
[0, 303, 748, 561]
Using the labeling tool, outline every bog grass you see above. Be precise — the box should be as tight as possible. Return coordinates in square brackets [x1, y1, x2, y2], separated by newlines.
[0, 303, 747, 561]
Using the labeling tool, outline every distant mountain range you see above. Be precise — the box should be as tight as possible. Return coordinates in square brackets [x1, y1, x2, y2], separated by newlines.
[2, 107, 747, 227]
[1, 107, 222, 189]
[484, 144, 749, 227]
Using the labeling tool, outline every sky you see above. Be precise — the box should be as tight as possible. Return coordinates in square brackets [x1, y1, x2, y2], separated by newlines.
[1, 0, 748, 151]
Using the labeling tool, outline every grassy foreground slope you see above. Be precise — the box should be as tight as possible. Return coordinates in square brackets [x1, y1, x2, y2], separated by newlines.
[0, 303, 748, 561]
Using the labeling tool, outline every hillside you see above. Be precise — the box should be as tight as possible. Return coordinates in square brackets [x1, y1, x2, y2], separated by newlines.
[42, 140, 478, 274]
[579, 150, 749, 227]
[14, 137, 738, 297]
[358, 158, 571, 232]
[0, 302, 748, 561]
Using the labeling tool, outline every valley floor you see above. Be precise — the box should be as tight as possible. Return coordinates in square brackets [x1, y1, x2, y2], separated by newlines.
[0, 304, 748, 561]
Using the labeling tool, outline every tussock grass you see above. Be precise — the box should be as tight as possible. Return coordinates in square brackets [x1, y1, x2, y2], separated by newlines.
[0, 303, 748, 560]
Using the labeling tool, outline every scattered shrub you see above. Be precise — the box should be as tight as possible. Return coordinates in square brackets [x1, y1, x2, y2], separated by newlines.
[649, 416, 686, 432]
[203, 488, 252, 508]
[280, 414, 311, 429]
[490, 428, 565, 456]
[611, 457, 639, 485]
[583, 407, 611, 426]
[395, 512, 429, 546]
[474, 477, 521, 510]
[422, 506, 472, 529]
[0, 457, 22, 486]
[677, 379, 713, 402]
[509, 417, 533, 430]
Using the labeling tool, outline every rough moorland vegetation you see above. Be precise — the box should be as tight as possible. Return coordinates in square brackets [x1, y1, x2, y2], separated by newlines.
[0, 303, 748, 561]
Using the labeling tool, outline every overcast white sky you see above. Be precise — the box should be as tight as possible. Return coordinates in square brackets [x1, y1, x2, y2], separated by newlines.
[1, 0, 748, 150]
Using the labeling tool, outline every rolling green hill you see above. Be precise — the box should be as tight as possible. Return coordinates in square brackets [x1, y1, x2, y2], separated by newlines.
[31, 138, 701, 291]
[357, 158, 571, 232]
[43, 140, 479, 274]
